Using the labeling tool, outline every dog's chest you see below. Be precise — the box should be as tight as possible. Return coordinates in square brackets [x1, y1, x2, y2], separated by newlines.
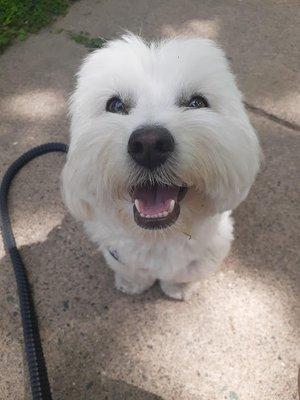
[105, 237, 203, 281]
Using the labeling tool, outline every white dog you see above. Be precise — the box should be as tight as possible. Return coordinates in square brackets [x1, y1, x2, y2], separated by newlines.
[62, 34, 261, 300]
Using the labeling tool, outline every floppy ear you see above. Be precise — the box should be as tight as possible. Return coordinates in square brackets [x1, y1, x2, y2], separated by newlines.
[61, 155, 94, 221]
[209, 186, 252, 214]
[207, 119, 263, 214]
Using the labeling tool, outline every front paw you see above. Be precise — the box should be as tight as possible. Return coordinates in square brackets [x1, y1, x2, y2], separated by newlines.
[115, 273, 154, 295]
[160, 281, 199, 301]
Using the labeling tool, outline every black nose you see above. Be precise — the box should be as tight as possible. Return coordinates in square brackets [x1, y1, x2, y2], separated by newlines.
[128, 126, 175, 170]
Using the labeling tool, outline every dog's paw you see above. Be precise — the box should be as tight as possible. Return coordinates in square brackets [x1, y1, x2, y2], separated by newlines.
[160, 281, 199, 301]
[115, 273, 154, 295]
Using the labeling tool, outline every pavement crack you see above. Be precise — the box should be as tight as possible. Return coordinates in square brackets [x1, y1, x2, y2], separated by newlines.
[244, 101, 300, 132]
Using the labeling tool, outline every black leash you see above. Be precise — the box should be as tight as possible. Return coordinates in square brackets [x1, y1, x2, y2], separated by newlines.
[0, 142, 68, 400]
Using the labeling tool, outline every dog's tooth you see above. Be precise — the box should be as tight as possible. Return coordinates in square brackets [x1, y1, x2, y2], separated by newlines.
[162, 211, 168, 217]
[140, 213, 146, 218]
[134, 199, 141, 213]
[169, 200, 175, 213]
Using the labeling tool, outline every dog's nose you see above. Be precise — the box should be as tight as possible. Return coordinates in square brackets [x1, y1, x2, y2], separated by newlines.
[128, 126, 175, 170]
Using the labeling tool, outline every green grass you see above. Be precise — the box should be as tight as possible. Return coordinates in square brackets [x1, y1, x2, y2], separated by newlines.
[0, 0, 71, 53]
[68, 30, 106, 50]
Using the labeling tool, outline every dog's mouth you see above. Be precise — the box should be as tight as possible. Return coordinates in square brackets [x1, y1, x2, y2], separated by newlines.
[130, 183, 188, 230]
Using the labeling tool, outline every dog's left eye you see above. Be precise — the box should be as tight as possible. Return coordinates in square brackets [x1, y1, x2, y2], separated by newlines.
[187, 95, 209, 109]
[106, 97, 128, 114]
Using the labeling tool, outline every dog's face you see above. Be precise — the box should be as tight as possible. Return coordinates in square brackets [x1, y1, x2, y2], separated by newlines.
[62, 35, 261, 233]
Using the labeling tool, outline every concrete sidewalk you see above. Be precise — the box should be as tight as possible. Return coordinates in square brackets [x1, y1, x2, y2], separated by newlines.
[0, 1, 299, 399]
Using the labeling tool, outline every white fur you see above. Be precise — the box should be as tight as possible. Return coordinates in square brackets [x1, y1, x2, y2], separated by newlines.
[62, 35, 261, 299]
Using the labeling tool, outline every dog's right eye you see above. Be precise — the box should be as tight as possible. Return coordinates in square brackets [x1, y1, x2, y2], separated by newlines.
[106, 97, 128, 114]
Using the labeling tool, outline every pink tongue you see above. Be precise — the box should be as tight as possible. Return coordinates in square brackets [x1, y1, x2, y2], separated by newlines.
[133, 185, 179, 215]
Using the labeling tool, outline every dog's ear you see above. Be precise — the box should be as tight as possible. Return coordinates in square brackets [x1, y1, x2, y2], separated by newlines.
[60, 157, 94, 221]
[209, 187, 251, 214]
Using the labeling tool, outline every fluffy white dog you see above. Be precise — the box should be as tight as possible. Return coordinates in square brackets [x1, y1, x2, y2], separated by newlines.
[62, 34, 261, 300]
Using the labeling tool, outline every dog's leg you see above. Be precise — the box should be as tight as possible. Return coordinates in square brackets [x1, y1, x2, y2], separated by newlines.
[160, 281, 200, 301]
[115, 272, 155, 295]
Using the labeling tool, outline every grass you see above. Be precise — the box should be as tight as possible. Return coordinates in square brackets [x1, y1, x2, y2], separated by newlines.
[67, 30, 106, 50]
[0, 0, 71, 53]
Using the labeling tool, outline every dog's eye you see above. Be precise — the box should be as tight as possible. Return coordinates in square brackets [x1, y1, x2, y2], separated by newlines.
[106, 97, 127, 114]
[187, 95, 209, 109]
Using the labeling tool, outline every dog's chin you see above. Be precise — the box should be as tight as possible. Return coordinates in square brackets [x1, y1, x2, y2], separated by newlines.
[129, 182, 188, 230]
